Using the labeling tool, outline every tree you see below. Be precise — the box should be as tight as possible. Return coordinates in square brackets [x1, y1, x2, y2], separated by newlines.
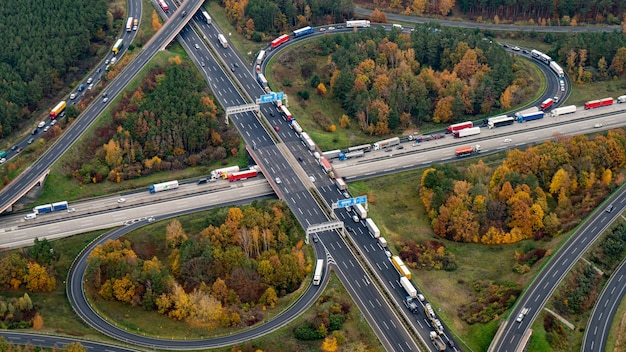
[370, 9, 387, 23]
[321, 336, 338, 352]
[165, 219, 187, 248]
[260, 286, 278, 308]
[212, 278, 229, 304]
[32, 313, 44, 330]
[438, 0, 455, 16]
[62, 342, 87, 352]
[24, 262, 56, 292]
[610, 47, 626, 76]
[151, 10, 162, 31]
[317, 83, 327, 95]
[433, 96, 454, 123]
[112, 275, 135, 303]
[339, 114, 350, 128]
[412, 0, 427, 14]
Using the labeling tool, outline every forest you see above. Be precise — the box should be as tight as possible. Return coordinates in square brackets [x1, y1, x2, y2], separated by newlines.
[221, 0, 353, 37]
[0, 0, 109, 139]
[419, 130, 626, 245]
[306, 25, 516, 134]
[61, 58, 241, 184]
[86, 201, 309, 330]
[360, 0, 626, 25]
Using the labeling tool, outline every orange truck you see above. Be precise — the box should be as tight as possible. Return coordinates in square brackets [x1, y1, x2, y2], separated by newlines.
[455, 145, 481, 157]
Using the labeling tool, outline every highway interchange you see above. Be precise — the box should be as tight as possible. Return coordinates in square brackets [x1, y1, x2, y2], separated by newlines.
[2, 1, 626, 352]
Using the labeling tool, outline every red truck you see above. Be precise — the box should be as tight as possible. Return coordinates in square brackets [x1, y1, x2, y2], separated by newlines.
[540, 98, 554, 110]
[446, 121, 473, 134]
[585, 97, 614, 109]
[271, 34, 290, 48]
[228, 170, 258, 182]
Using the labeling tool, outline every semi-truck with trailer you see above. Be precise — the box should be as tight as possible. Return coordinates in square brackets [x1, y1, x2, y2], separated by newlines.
[354, 204, 367, 219]
[52, 201, 68, 212]
[345, 20, 370, 28]
[400, 276, 417, 298]
[446, 121, 473, 133]
[322, 150, 342, 159]
[291, 121, 303, 134]
[430, 331, 446, 351]
[50, 101, 66, 119]
[218, 34, 228, 48]
[301, 132, 316, 151]
[335, 177, 347, 191]
[338, 150, 364, 160]
[391, 256, 412, 279]
[540, 98, 554, 110]
[455, 145, 481, 157]
[365, 218, 380, 238]
[488, 116, 515, 129]
[201, 10, 212, 24]
[550, 61, 564, 77]
[149, 180, 179, 193]
[210, 166, 239, 180]
[617, 95, 626, 103]
[454, 126, 480, 138]
[126, 17, 133, 32]
[515, 106, 539, 117]
[270, 34, 290, 48]
[228, 170, 258, 182]
[319, 157, 333, 173]
[517, 111, 544, 123]
[313, 259, 323, 285]
[33, 201, 69, 214]
[550, 105, 576, 117]
[585, 97, 614, 109]
[373, 137, 400, 150]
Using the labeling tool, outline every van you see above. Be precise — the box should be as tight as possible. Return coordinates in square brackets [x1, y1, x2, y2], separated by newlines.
[617, 95, 626, 103]
[24, 213, 37, 220]
[110, 57, 117, 65]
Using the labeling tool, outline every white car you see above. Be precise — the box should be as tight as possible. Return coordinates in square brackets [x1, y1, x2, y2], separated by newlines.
[0, 158, 6, 164]
[117, 197, 126, 203]
[594, 123, 603, 128]
[511, 46, 520, 51]
[503, 138, 513, 143]
[516, 313, 524, 323]
[309, 175, 315, 182]
[103, 97, 109, 103]
[70, 93, 77, 100]
[67, 208, 75, 213]
[43, 126, 50, 132]
[37, 121, 46, 128]
[275, 177, 281, 184]
[352, 215, 360, 223]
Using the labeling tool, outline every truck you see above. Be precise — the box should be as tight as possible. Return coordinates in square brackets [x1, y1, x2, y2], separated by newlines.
[391, 256, 412, 279]
[346, 20, 371, 28]
[322, 150, 342, 159]
[218, 34, 228, 48]
[126, 17, 133, 32]
[313, 259, 323, 285]
[157, 0, 168, 12]
[133, 18, 138, 31]
[550, 105, 576, 117]
[52, 201, 68, 212]
[515, 106, 539, 117]
[373, 137, 400, 150]
[149, 180, 179, 193]
[112, 38, 124, 54]
[335, 177, 347, 191]
[617, 95, 626, 103]
[255, 50, 266, 65]
[424, 303, 436, 321]
[270, 34, 290, 48]
[455, 145, 481, 157]
[291, 121, 303, 134]
[228, 170, 258, 182]
[404, 296, 419, 313]
[400, 276, 417, 299]
[280, 105, 294, 122]
[517, 111, 544, 123]
[540, 98, 554, 110]
[585, 97, 614, 109]
[201, 10, 212, 24]
[50, 101, 66, 119]
[446, 121, 473, 134]
[338, 150, 364, 160]
[354, 204, 367, 219]
[301, 132, 316, 151]
[378, 237, 388, 248]
[550, 61, 564, 77]
[210, 166, 240, 180]
[488, 115, 515, 129]
[365, 218, 380, 238]
[430, 331, 446, 351]
[454, 126, 480, 138]
[33, 204, 54, 214]
[319, 157, 333, 173]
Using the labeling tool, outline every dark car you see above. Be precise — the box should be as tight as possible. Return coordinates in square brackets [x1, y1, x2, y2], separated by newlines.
[269, 110, 275, 117]
[27, 138, 34, 144]
[31, 128, 38, 135]
[11, 145, 17, 151]
[197, 178, 208, 185]
[606, 205, 614, 213]
[181, 11, 187, 17]
[16, 147, 24, 153]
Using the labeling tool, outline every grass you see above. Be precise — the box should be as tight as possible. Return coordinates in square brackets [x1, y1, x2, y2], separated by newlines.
[348, 158, 573, 351]
[565, 79, 626, 106]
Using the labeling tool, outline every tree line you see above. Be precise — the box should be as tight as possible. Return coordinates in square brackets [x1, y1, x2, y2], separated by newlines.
[420, 130, 626, 245]
[61, 58, 241, 184]
[0, 0, 109, 139]
[307, 24, 515, 134]
[86, 201, 310, 330]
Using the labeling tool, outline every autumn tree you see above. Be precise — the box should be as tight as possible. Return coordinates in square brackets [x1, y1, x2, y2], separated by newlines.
[339, 114, 350, 128]
[24, 262, 56, 292]
[433, 96, 454, 123]
[166, 219, 188, 248]
[317, 83, 327, 95]
[32, 313, 44, 330]
[610, 47, 626, 76]
[412, 0, 427, 14]
[151, 10, 162, 31]
[370, 9, 387, 23]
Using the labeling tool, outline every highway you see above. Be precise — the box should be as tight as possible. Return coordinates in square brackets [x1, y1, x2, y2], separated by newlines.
[0, 331, 136, 352]
[582, 256, 626, 352]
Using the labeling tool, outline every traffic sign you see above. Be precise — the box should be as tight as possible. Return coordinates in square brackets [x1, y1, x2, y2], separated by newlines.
[275, 92, 284, 100]
[355, 196, 367, 204]
[337, 198, 355, 208]
[259, 93, 276, 103]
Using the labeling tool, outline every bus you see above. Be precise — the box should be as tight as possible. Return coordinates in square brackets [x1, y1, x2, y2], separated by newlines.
[293, 26, 314, 38]
[346, 20, 370, 28]
[158, 0, 168, 12]
[255, 50, 266, 65]
[313, 259, 324, 285]
[201, 10, 212, 24]
[270, 34, 290, 48]
[112, 38, 123, 54]
[126, 17, 133, 32]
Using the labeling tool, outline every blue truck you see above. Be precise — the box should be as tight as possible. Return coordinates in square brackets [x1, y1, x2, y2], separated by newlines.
[33, 201, 68, 214]
[517, 111, 544, 123]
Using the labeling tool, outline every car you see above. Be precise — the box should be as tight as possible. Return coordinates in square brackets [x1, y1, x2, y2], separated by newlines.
[319, 28, 326, 32]
[328, 26, 335, 30]
[11, 145, 17, 151]
[97, 68, 101, 73]
[274, 125, 280, 131]
[233, 62, 239, 68]
[511, 46, 520, 51]
[594, 123, 603, 128]
[43, 126, 50, 132]
[553, 96, 559, 103]
[312, 235, 319, 243]
[275, 177, 282, 184]
[103, 97, 109, 103]
[522, 49, 529, 54]
[352, 215, 360, 223]
[31, 128, 38, 135]
[230, 66, 235, 72]
[50, 119, 57, 126]
[27, 138, 34, 144]
[16, 147, 23, 153]
[195, 44, 200, 49]
[337, 25, 343, 28]
[59, 111, 66, 118]
[503, 138, 512, 143]
[384, 250, 392, 258]
[342, 191, 350, 199]
[417, 294, 425, 302]
[132, 25, 138, 31]
[78, 84, 85, 91]
[298, 156, 303, 162]
[88, 83, 93, 90]
[384, 148, 392, 152]
[516, 313, 525, 323]
[502, 43, 509, 48]
[148, 217, 155, 222]
[0, 158, 6, 164]
[198, 178, 208, 185]
[37, 121, 45, 128]
[104, 93, 108, 97]
[561, 85, 565, 92]
[397, 145, 404, 150]
[105, 59, 110, 65]
[70, 93, 77, 100]
[606, 205, 614, 213]
[117, 197, 126, 203]
[86, 77, 93, 84]
[309, 175, 315, 182]
[181, 10, 187, 17]
[434, 319, 444, 334]
[269, 110, 275, 117]
[67, 208, 75, 213]
[201, 62, 205, 67]
[110, 57, 117, 65]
